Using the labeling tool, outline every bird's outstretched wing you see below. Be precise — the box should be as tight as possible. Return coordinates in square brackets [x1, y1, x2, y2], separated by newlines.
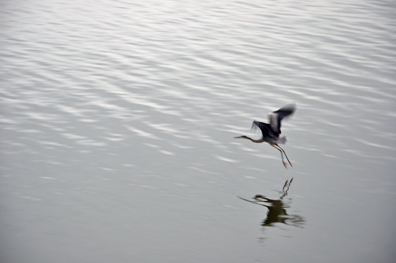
[251, 120, 273, 138]
[268, 104, 296, 135]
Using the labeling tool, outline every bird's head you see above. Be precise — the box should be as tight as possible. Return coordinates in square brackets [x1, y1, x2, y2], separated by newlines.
[234, 135, 248, 139]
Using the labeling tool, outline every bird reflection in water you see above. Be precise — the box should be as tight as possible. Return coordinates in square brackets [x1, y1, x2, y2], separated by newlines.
[239, 178, 305, 229]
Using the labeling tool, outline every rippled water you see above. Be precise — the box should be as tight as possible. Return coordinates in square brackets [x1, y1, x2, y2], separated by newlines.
[1, 0, 396, 262]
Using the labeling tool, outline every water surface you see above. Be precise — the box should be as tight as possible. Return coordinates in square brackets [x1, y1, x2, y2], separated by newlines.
[1, 0, 396, 262]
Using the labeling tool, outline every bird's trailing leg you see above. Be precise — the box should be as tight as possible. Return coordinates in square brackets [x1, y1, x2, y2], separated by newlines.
[271, 144, 287, 168]
[274, 143, 292, 168]
[271, 144, 292, 168]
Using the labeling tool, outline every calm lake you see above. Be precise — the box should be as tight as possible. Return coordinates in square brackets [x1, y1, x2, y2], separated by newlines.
[1, 0, 395, 262]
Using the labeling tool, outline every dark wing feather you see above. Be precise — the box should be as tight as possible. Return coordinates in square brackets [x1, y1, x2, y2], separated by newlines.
[274, 104, 296, 119]
[251, 120, 274, 138]
[268, 104, 296, 135]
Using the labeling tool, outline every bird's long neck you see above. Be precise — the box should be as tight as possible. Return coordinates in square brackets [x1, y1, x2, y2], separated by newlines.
[244, 136, 264, 143]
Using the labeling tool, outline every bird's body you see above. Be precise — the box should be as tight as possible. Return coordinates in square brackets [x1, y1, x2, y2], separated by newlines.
[235, 104, 296, 168]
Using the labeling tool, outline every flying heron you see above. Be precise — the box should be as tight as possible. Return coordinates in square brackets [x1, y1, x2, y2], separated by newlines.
[234, 104, 296, 168]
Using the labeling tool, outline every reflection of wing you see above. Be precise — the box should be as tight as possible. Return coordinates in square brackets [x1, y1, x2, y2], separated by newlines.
[268, 104, 296, 135]
[239, 178, 304, 228]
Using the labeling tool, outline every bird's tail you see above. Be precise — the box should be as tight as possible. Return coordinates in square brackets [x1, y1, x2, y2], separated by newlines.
[278, 136, 287, 144]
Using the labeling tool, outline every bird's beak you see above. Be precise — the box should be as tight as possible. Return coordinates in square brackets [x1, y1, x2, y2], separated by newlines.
[234, 136, 243, 139]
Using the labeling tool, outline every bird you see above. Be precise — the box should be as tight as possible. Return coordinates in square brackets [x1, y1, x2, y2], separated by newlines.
[234, 104, 296, 168]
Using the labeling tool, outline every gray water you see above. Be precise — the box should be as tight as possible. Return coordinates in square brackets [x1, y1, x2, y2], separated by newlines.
[1, 0, 396, 262]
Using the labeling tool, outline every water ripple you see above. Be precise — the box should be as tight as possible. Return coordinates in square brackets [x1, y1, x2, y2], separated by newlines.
[0, 1, 395, 261]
